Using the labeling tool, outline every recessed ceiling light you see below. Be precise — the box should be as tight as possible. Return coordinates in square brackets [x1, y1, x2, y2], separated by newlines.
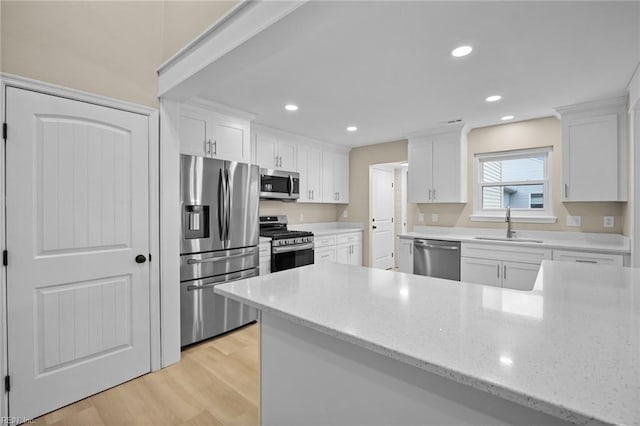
[451, 45, 473, 57]
[346, 126, 358, 132]
[485, 95, 502, 102]
[501, 115, 515, 121]
[284, 104, 298, 111]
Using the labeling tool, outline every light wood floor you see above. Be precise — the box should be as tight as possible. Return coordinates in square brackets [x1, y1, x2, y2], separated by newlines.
[33, 323, 259, 426]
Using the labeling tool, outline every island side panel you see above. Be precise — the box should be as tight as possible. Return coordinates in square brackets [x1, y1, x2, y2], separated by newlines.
[260, 312, 571, 426]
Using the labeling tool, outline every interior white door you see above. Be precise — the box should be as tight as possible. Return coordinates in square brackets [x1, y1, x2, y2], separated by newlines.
[5, 87, 151, 419]
[371, 168, 394, 269]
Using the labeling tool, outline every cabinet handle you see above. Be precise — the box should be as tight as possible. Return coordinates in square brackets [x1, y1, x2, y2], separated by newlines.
[279, 156, 282, 167]
[497, 264, 500, 279]
[337, 191, 340, 201]
[409, 244, 412, 255]
[428, 189, 432, 201]
[433, 188, 436, 201]
[576, 259, 597, 264]
[503, 264, 507, 280]
[564, 184, 568, 198]
[205, 139, 210, 155]
[213, 140, 217, 156]
[312, 190, 314, 200]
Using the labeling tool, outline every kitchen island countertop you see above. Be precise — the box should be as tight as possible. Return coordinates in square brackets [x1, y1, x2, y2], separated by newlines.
[216, 261, 640, 425]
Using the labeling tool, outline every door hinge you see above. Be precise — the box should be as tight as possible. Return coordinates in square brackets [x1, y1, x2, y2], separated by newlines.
[5, 375, 10, 392]
[2, 123, 7, 141]
[2, 250, 7, 266]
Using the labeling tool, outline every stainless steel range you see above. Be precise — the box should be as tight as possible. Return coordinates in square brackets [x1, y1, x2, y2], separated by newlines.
[260, 216, 314, 272]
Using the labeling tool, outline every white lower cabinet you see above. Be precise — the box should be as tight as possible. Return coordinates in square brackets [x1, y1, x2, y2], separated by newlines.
[552, 249, 623, 266]
[316, 246, 337, 263]
[259, 241, 271, 275]
[398, 238, 414, 273]
[314, 232, 362, 265]
[461, 257, 540, 291]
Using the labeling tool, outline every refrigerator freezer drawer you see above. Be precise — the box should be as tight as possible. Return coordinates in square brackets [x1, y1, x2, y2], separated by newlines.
[180, 246, 259, 282]
[180, 268, 258, 347]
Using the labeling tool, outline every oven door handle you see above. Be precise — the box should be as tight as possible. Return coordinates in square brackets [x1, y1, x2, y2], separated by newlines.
[272, 242, 314, 254]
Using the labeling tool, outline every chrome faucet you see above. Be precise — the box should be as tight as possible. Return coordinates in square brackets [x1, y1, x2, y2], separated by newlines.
[506, 206, 515, 239]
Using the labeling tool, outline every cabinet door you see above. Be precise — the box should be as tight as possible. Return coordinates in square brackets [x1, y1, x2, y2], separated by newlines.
[350, 242, 362, 266]
[408, 141, 433, 203]
[307, 147, 322, 201]
[432, 136, 461, 203]
[563, 113, 618, 201]
[278, 138, 298, 172]
[398, 239, 413, 273]
[297, 145, 310, 202]
[322, 151, 336, 202]
[257, 132, 278, 169]
[502, 261, 540, 291]
[336, 244, 351, 265]
[460, 257, 501, 287]
[179, 110, 209, 157]
[334, 153, 349, 203]
[315, 246, 336, 263]
[211, 119, 247, 162]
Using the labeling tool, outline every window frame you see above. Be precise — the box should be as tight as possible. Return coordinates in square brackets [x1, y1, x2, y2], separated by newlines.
[470, 147, 556, 223]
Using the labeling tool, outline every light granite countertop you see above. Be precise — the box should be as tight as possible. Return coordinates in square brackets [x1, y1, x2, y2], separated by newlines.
[290, 221, 364, 236]
[216, 261, 640, 425]
[399, 226, 630, 254]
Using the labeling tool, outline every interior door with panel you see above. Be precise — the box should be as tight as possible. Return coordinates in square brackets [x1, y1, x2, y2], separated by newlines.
[371, 168, 394, 269]
[5, 87, 151, 419]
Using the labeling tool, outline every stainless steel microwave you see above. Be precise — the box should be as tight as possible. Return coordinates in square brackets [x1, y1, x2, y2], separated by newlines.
[260, 169, 300, 200]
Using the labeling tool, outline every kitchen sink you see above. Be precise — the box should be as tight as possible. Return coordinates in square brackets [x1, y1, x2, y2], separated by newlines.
[473, 236, 544, 243]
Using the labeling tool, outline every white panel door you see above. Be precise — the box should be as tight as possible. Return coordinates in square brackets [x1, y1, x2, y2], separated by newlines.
[6, 87, 151, 419]
[371, 168, 394, 270]
[460, 257, 501, 287]
[502, 261, 540, 291]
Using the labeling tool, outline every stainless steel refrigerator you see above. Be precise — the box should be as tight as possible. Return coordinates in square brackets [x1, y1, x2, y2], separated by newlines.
[180, 154, 260, 346]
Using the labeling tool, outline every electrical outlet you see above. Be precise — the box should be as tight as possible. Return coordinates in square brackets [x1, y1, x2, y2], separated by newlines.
[342, 210, 348, 218]
[604, 216, 614, 228]
[299, 213, 304, 222]
[432, 213, 439, 223]
[418, 213, 425, 222]
[566, 215, 581, 227]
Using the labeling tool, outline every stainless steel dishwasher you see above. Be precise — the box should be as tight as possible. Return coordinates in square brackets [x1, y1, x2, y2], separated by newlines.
[413, 239, 461, 281]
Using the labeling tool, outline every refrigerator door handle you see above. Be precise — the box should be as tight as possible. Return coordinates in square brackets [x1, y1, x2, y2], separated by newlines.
[217, 168, 225, 240]
[225, 167, 232, 244]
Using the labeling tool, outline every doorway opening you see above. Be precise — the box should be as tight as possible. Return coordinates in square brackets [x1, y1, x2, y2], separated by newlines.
[369, 162, 408, 270]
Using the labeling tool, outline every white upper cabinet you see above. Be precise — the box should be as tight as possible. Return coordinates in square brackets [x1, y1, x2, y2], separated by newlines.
[556, 96, 627, 202]
[408, 125, 467, 203]
[298, 144, 322, 202]
[322, 151, 349, 203]
[256, 130, 297, 171]
[178, 104, 250, 163]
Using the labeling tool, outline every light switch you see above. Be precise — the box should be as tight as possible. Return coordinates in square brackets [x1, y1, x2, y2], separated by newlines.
[343, 210, 348, 218]
[418, 213, 425, 222]
[566, 215, 581, 227]
[299, 213, 304, 222]
[604, 216, 614, 228]
[432, 213, 439, 223]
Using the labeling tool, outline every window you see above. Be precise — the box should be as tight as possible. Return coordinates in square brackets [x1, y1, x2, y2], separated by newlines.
[472, 147, 555, 223]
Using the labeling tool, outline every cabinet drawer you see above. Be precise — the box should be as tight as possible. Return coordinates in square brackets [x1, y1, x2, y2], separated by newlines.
[315, 247, 336, 263]
[461, 243, 552, 265]
[552, 249, 623, 266]
[314, 235, 337, 248]
[337, 232, 362, 245]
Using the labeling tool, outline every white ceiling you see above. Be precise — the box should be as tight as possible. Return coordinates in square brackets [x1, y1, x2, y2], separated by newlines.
[189, 1, 640, 147]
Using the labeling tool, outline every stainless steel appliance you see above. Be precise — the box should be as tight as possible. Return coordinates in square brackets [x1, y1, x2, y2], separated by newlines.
[180, 154, 259, 346]
[259, 216, 314, 272]
[414, 239, 461, 281]
[260, 169, 300, 200]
